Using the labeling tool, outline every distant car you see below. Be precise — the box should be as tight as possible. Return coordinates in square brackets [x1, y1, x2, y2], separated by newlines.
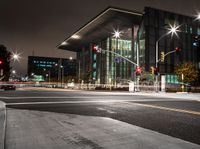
[1, 85, 16, 91]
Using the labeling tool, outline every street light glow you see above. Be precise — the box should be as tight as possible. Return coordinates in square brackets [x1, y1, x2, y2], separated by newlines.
[168, 24, 180, 37]
[113, 30, 121, 38]
[171, 27, 176, 33]
[11, 51, 21, 62]
[198, 14, 200, 20]
[71, 34, 81, 39]
[61, 41, 67, 45]
[69, 56, 73, 60]
[12, 70, 16, 74]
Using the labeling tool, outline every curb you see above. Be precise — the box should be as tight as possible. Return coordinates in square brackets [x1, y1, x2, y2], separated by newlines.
[0, 101, 6, 149]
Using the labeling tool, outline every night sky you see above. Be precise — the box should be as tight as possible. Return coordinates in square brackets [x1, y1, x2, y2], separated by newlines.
[0, 0, 200, 75]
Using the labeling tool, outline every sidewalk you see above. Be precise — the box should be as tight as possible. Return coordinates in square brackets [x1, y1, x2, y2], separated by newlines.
[0, 101, 6, 149]
[6, 109, 200, 149]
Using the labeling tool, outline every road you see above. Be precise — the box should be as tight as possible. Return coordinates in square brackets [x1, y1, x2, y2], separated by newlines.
[0, 87, 200, 148]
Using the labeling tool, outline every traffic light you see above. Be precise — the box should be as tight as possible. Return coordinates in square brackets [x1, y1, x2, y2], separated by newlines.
[135, 66, 142, 76]
[193, 35, 200, 47]
[0, 59, 3, 68]
[150, 67, 154, 74]
[154, 67, 158, 75]
[0, 58, 3, 64]
[150, 67, 158, 75]
[92, 44, 102, 53]
[175, 47, 181, 53]
[0, 59, 3, 76]
[160, 52, 165, 62]
[92, 44, 98, 52]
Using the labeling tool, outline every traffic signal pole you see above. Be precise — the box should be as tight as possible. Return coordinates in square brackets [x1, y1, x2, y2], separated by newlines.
[155, 47, 181, 92]
[94, 47, 140, 91]
[155, 32, 174, 92]
[157, 50, 176, 63]
[100, 49, 138, 66]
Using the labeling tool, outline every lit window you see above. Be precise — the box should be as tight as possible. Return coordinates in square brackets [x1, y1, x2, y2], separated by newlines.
[197, 28, 200, 35]
[40, 64, 46, 67]
[190, 27, 192, 34]
[46, 65, 52, 67]
[93, 54, 96, 61]
[93, 63, 96, 69]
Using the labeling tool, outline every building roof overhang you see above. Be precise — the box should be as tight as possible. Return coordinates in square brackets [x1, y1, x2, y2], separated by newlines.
[57, 7, 143, 52]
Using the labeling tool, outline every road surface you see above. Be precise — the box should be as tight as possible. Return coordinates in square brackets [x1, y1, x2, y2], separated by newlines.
[0, 87, 200, 148]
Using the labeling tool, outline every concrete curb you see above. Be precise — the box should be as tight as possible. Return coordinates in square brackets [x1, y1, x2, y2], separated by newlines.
[0, 101, 6, 149]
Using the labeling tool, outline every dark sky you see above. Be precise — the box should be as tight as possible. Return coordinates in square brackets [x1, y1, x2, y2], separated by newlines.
[0, 0, 200, 75]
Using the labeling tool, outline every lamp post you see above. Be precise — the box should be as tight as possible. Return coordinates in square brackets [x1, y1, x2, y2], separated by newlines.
[113, 30, 121, 87]
[113, 30, 140, 91]
[60, 65, 64, 88]
[10, 51, 21, 81]
[11, 52, 21, 62]
[155, 25, 178, 92]
[11, 70, 16, 81]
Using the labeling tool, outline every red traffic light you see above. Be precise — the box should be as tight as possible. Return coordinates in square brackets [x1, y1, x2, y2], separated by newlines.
[0, 60, 3, 65]
[154, 67, 158, 75]
[92, 44, 98, 52]
[175, 47, 181, 53]
[135, 66, 142, 75]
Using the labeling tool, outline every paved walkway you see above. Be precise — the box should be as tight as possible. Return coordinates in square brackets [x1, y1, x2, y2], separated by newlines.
[0, 101, 6, 149]
[6, 109, 200, 149]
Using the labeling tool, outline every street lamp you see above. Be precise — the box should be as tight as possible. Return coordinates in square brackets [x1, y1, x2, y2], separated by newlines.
[112, 30, 122, 87]
[113, 30, 121, 38]
[60, 65, 64, 87]
[10, 70, 16, 81]
[155, 25, 179, 92]
[11, 51, 21, 62]
[12, 70, 16, 74]
[197, 14, 200, 20]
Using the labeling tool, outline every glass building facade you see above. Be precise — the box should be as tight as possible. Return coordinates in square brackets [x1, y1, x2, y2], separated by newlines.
[77, 27, 139, 85]
[142, 7, 200, 74]
[59, 7, 200, 86]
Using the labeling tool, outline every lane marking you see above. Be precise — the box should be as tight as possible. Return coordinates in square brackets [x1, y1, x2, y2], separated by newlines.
[126, 102, 200, 116]
[5, 100, 131, 106]
[97, 107, 116, 114]
[0, 96, 95, 99]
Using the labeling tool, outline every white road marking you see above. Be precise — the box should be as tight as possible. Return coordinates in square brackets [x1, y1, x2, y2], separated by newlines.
[6, 100, 129, 106]
[0, 96, 95, 99]
[97, 107, 116, 114]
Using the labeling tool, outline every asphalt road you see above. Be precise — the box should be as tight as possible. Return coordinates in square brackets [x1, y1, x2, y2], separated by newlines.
[1, 88, 200, 146]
